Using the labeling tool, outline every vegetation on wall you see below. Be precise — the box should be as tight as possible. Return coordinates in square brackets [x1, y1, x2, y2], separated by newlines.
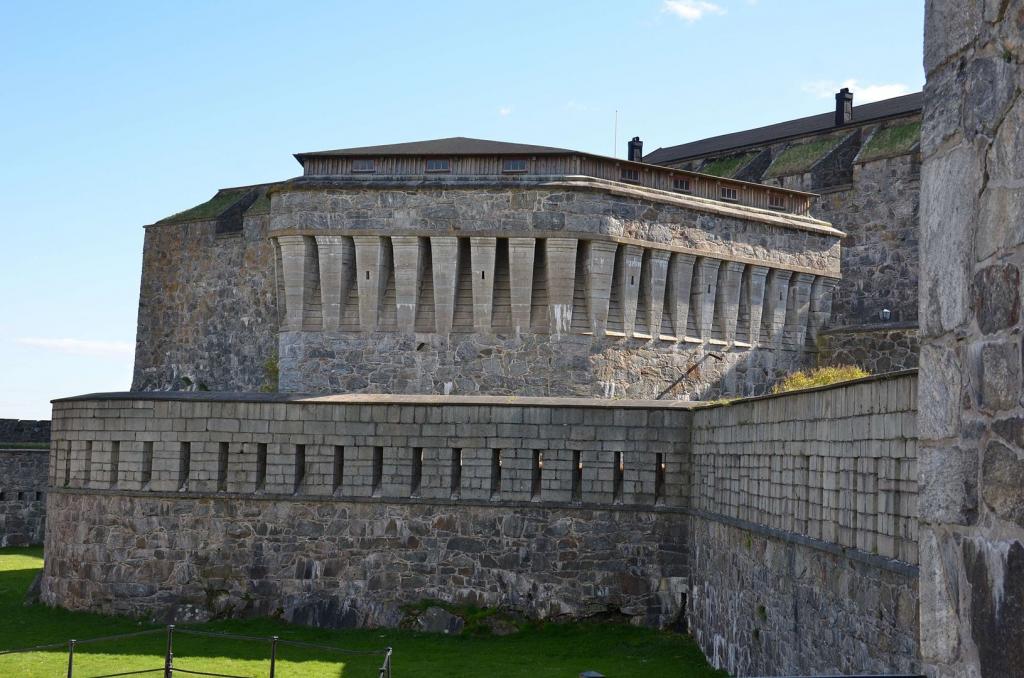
[857, 121, 921, 163]
[157, 188, 251, 224]
[764, 134, 844, 178]
[700, 152, 758, 178]
[772, 365, 870, 394]
[260, 353, 279, 393]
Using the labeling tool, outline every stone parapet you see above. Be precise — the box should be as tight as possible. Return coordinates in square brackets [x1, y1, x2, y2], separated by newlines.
[0, 449, 48, 547]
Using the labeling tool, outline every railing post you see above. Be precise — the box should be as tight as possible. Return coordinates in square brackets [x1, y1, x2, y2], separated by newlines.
[66, 639, 76, 678]
[269, 636, 279, 678]
[164, 625, 175, 678]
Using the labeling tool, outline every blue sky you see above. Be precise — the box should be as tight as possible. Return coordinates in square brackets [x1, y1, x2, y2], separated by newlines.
[0, 0, 924, 420]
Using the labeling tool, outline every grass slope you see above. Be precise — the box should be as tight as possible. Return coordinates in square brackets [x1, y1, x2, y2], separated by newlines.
[0, 547, 726, 678]
[858, 121, 921, 163]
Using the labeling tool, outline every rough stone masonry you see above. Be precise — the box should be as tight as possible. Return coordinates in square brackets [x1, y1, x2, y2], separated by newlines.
[918, 1, 1024, 676]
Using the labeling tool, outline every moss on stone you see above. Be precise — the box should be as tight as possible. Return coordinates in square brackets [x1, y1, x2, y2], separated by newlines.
[764, 135, 843, 178]
[245, 190, 272, 216]
[772, 365, 870, 394]
[700, 152, 758, 178]
[857, 120, 921, 163]
[158, 188, 251, 224]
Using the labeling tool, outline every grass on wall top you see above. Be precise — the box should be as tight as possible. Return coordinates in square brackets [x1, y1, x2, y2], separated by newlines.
[772, 365, 870, 394]
[857, 120, 921, 163]
[156, 188, 252, 224]
[763, 134, 844, 178]
[699, 152, 758, 178]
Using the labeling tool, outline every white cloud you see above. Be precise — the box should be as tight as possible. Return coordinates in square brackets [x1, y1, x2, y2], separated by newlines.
[498, 106, 512, 117]
[802, 79, 910, 104]
[17, 337, 135, 358]
[662, 0, 725, 23]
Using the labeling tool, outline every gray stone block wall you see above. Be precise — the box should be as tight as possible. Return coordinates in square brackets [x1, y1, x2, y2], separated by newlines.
[0, 419, 50, 443]
[131, 211, 279, 393]
[918, 2, 1024, 676]
[0, 449, 48, 546]
[817, 323, 920, 373]
[42, 378, 920, 675]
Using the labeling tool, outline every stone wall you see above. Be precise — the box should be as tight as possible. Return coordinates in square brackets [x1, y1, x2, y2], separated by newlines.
[43, 376, 920, 675]
[0, 450, 48, 547]
[268, 183, 840, 398]
[0, 419, 51, 443]
[686, 372, 919, 674]
[131, 210, 279, 392]
[918, 2, 1024, 676]
[817, 322, 920, 374]
[42, 394, 692, 627]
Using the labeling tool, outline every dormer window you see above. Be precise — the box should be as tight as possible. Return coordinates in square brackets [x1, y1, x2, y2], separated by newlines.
[425, 158, 451, 173]
[620, 168, 640, 183]
[502, 158, 528, 173]
[351, 159, 376, 173]
[672, 178, 691, 193]
[720, 185, 738, 202]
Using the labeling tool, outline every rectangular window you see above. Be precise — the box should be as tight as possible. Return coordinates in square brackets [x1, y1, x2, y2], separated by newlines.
[490, 449, 502, 499]
[218, 442, 229, 492]
[450, 448, 462, 499]
[411, 447, 423, 495]
[372, 446, 384, 495]
[351, 158, 375, 173]
[142, 442, 153, 487]
[672, 177, 691, 192]
[720, 185, 738, 201]
[572, 451, 582, 502]
[531, 450, 543, 500]
[256, 443, 267, 491]
[768, 193, 786, 210]
[613, 451, 624, 502]
[655, 453, 666, 503]
[333, 445, 345, 494]
[293, 444, 306, 495]
[83, 441, 93, 486]
[502, 158, 528, 173]
[35, 491, 43, 502]
[110, 441, 120, 487]
[620, 168, 640, 183]
[425, 158, 451, 173]
[179, 442, 191, 491]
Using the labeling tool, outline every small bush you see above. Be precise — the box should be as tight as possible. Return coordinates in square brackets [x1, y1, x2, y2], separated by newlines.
[772, 365, 869, 394]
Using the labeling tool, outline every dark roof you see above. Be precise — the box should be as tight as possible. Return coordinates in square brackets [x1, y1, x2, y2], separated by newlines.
[644, 92, 923, 165]
[296, 136, 573, 159]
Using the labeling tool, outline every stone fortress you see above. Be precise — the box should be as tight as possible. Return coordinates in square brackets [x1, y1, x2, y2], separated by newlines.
[25, 5, 1024, 675]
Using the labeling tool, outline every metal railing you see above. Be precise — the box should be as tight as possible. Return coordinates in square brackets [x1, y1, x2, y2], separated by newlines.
[0, 625, 393, 678]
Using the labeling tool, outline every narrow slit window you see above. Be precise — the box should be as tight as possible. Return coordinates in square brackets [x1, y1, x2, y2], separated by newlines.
[720, 186, 738, 202]
[218, 442, 229, 492]
[613, 451, 624, 502]
[179, 442, 191, 491]
[372, 446, 383, 495]
[293, 444, 306, 494]
[425, 158, 451, 173]
[333, 445, 345, 494]
[490, 449, 502, 499]
[63, 444, 71, 487]
[110, 441, 120, 487]
[655, 453, 666, 503]
[351, 158, 375, 173]
[450, 448, 462, 499]
[411, 447, 423, 495]
[35, 491, 43, 502]
[502, 158, 528, 173]
[142, 442, 153, 487]
[531, 450, 543, 500]
[572, 451, 582, 502]
[83, 441, 93, 486]
[256, 443, 267, 491]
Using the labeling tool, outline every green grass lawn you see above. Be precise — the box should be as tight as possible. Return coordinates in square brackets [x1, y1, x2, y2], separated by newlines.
[0, 547, 726, 678]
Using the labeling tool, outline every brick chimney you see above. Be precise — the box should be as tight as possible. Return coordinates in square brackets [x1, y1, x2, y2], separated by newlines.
[835, 88, 853, 125]
[627, 136, 643, 162]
